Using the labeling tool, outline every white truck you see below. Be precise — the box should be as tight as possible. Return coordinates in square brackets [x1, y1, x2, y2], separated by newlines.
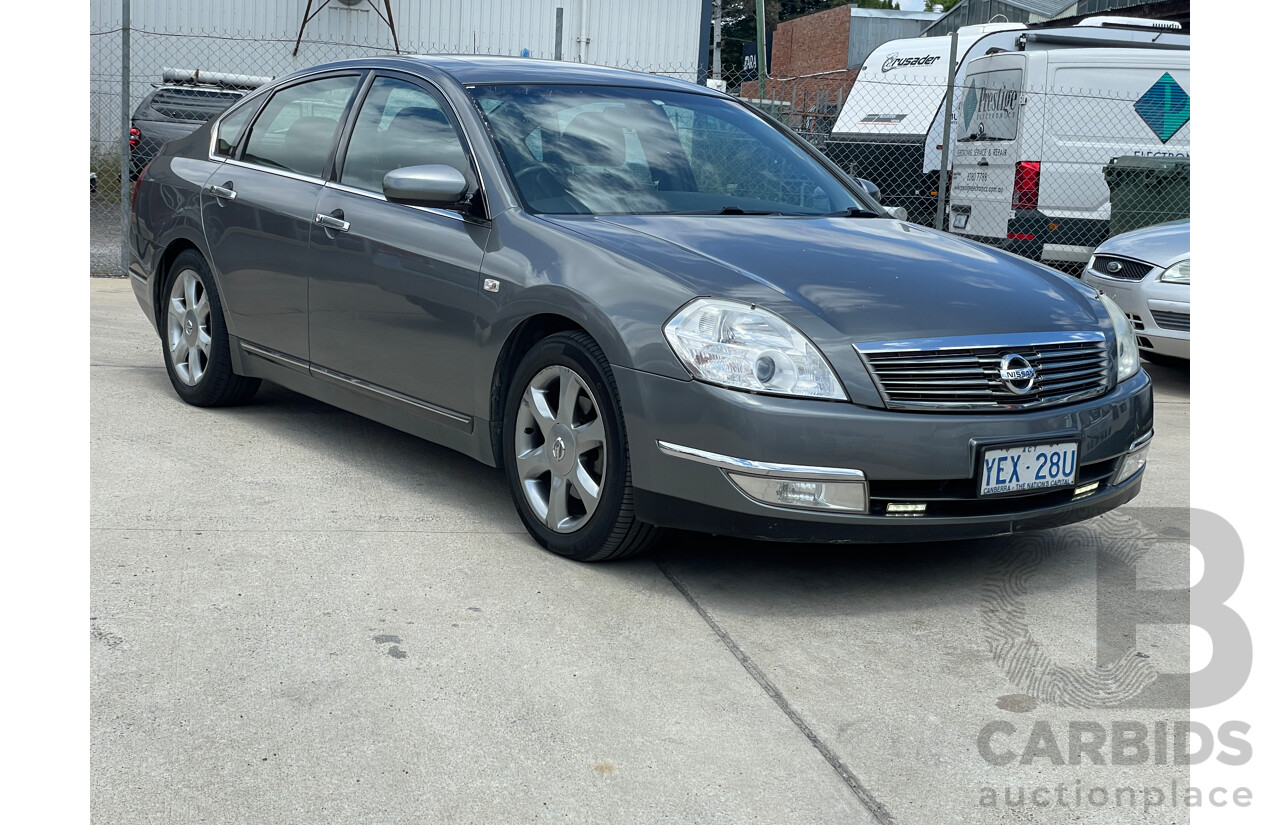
[947, 46, 1189, 266]
[825, 18, 1187, 224]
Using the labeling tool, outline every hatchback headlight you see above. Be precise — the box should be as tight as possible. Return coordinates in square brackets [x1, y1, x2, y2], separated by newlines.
[663, 298, 847, 400]
[1097, 293, 1139, 383]
[1159, 259, 1190, 284]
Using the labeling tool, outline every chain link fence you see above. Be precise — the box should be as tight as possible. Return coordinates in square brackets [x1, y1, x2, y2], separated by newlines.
[90, 21, 1188, 276]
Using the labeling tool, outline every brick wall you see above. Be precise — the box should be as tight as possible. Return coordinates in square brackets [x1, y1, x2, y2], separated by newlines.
[771, 5, 852, 77]
[761, 6, 858, 136]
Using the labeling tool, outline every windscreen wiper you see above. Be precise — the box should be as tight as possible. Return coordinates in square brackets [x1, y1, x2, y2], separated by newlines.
[715, 206, 781, 215]
[824, 207, 882, 218]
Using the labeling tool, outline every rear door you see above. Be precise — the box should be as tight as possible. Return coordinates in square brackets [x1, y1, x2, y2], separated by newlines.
[201, 72, 362, 361]
[947, 56, 1027, 243]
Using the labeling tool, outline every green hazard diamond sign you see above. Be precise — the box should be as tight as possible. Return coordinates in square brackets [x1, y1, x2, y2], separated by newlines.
[1134, 73, 1190, 144]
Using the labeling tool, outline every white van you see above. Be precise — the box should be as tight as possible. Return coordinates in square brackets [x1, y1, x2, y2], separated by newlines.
[826, 18, 1187, 224]
[947, 48, 1189, 266]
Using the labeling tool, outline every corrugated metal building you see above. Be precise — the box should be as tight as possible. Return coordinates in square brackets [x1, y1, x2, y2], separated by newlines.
[922, 0, 1063, 36]
[90, 0, 711, 149]
[848, 8, 944, 70]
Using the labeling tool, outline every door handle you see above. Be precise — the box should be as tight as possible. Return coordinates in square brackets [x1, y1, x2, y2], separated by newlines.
[315, 212, 350, 233]
[207, 183, 237, 201]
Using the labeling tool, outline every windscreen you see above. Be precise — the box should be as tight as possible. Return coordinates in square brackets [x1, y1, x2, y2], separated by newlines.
[470, 84, 869, 216]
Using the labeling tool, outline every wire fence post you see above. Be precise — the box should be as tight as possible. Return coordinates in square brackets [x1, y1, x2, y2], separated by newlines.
[934, 31, 958, 231]
[119, 0, 131, 276]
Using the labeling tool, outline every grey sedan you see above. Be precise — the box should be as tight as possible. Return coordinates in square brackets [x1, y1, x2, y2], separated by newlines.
[127, 56, 1153, 561]
[1083, 220, 1190, 364]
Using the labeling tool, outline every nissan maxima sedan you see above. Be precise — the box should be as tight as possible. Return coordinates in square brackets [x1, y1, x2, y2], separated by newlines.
[127, 56, 1153, 561]
[1083, 220, 1189, 364]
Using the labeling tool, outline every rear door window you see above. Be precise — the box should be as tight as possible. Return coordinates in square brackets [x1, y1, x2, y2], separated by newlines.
[214, 102, 256, 157]
[958, 69, 1023, 142]
[241, 75, 361, 178]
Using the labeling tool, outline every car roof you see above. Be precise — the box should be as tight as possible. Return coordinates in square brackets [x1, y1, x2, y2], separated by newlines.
[296, 54, 716, 96]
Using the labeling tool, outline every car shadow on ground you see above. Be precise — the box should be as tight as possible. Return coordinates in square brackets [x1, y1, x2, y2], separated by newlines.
[144, 373, 1178, 623]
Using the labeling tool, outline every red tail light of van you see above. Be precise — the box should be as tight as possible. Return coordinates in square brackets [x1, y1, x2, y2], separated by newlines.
[1012, 161, 1041, 210]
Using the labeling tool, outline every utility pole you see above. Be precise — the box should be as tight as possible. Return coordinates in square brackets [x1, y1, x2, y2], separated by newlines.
[712, 0, 722, 81]
[755, 0, 766, 102]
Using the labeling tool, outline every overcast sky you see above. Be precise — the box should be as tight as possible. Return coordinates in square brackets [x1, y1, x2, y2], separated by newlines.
[898, 0, 929, 10]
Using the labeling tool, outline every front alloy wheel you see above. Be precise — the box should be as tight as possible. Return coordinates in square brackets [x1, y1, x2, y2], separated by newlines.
[502, 331, 661, 561]
[514, 365, 608, 533]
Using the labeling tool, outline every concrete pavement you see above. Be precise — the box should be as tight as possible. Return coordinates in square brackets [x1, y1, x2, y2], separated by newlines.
[92, 277, 1193, 823]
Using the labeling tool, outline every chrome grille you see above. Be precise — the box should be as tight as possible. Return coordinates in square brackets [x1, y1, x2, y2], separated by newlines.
[1089, 255, 1154, 281]
[857, 334, 1111, 411]
[1150, 310, 1190, 332]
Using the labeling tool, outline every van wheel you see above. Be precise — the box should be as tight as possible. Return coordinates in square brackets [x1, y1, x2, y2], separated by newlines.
[502, 331, 662, 561]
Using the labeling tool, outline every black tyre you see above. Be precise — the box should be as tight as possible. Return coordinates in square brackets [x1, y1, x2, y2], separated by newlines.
[160, 250, 260, 407]
[502, 331, 661, 561]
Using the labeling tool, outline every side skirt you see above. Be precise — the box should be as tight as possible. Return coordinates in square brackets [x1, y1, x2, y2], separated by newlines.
[230, 337, 498, 467]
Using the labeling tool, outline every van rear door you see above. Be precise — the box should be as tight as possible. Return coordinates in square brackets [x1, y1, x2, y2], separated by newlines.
[947, 57, 1026, 248]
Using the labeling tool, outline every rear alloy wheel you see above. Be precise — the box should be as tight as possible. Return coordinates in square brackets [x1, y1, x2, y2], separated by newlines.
[160, 250, 260, 407]
[503, 332, 661, 561]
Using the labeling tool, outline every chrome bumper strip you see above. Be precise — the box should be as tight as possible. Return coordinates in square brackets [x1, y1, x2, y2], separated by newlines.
[656, 441, 866, 482]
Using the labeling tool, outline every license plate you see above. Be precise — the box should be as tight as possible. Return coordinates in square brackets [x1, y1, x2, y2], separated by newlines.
[979, 442, 1078, 496]
[952, 212, 968, 229]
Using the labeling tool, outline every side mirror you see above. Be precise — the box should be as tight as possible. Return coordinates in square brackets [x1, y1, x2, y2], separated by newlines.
[383, 165, 470, 209]
[855, 178, 882, 203]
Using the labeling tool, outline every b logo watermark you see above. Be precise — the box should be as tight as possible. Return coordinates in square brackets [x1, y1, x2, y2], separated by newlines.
[980, 508, 1251, 709]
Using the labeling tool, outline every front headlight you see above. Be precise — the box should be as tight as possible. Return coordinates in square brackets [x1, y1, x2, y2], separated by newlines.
[1159, 259, 1190, 284]
[663, 298, 847, 400]
[1097, 293, 1140, 383]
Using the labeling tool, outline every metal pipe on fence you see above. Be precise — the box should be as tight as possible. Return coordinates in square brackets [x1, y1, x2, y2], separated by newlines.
[934, 31, 958, 232]
[755, 0, 766, 103]
[120, 0, 131, 276]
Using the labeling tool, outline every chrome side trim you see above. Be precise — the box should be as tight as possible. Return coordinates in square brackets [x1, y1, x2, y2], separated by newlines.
[1129, 430, 1154, 452]
[322, 181, 469, 224]
[310, 363, 472, 426]
[219, 157, 327, 186]
[656, 441, 866, 482]
[855, 330, 1106, 354]
[240, 340, 309, 372]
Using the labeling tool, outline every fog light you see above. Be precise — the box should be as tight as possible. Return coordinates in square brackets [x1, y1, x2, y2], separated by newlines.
[1114, 434, 1153, 485]
[1072, 481, 1101, 499]
[727, 473, 867, 513]
[885, 502, 927, 517]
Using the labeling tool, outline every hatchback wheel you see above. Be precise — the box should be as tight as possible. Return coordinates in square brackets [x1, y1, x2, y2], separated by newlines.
[161, 250, 260, 407]
[503, 331, 661, 561]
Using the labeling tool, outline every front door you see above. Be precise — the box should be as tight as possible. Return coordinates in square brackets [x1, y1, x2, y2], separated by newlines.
[307, 74, 490, 419]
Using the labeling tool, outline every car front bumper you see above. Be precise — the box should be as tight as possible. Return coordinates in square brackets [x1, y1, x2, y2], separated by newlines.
[1083, 271, 1189, 360]
[616, 366, 1153, 543]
